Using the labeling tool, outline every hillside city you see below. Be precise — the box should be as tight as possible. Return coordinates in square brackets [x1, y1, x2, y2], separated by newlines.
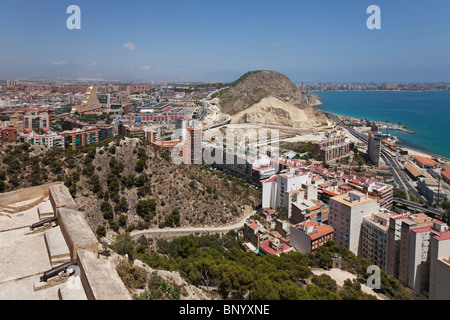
[0, 76, 449, 302]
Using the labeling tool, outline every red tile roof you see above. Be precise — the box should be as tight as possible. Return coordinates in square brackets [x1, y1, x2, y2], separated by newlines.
[262, 175, 278, 184]
[259, 239, 294, 255]
[293, 221, 334, 241]
[411, 226, 434, 234]
[415, 156, 437, 166]
[434, 231, 450, 241]
[392, 215, 409, 220]
[441, 170, 450, 181]
[321, 189, 339, 196]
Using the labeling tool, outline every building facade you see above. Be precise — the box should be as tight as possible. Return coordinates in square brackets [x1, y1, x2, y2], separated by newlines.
[429, 221, 450, 300]
[314, 136, 350, 162]
[20, 130, 63, 149]
[61, 127, 99, 150]
[360, 210, 393, 269]
[0, 126, 18, 142]
[290, 221, 334, 253]
[328, 191, 380, 255]
[368, 125, 382, 166]
[24, 110, 49, 132]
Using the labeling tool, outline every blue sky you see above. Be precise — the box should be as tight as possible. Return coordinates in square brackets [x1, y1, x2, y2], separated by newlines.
[1, 0, 450, 83]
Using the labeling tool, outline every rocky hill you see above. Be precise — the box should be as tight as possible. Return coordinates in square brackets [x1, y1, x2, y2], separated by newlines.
[216, 70, 329, 129]
[0, 139, 260, 236]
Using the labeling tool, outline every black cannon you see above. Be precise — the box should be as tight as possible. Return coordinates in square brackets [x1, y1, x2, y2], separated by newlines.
[30, 216, 58, 231]
[40, 259, 78, 282]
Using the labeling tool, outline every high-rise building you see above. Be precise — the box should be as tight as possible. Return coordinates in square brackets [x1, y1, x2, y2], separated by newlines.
[360, 209, 393, 269]
[314, 136, 350, 162]
[6, 80, 19, 87]
[396, 213, 433, 288]
[174, 119, 202, 164]
[183, 125, 202, 164]
[328, 191, 380, 255]
[387, 213, 450, 298]
[429, 221, 450, 300]
[368, 124, 382, 166]
[386, 213, 410, 278]
[407, 220, 450, 296]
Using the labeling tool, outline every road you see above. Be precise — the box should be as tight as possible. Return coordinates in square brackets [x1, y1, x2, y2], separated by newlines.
[328, 113, 428, 202]
[393, 198, 444, 218]
[130, 211, 256, 239]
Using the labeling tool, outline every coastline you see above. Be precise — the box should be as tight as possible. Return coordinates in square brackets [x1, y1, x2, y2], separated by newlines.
[311, 99, 450, 163]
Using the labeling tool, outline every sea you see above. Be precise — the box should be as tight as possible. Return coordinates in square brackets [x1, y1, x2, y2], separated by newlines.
[312, 90, 450, 159]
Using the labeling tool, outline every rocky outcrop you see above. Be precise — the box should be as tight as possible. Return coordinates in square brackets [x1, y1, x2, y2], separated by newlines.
[217, 70, 329, 128]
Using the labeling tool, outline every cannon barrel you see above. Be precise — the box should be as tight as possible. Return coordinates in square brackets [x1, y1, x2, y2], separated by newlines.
[40, 259, 78, 282]
[30, 216, 58, 231]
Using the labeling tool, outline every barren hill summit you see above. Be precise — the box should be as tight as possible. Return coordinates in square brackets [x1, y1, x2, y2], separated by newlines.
[217, 70, 329, 129]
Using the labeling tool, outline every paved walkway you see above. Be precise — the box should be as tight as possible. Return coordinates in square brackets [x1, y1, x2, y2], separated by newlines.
[130, 211, 255, 239]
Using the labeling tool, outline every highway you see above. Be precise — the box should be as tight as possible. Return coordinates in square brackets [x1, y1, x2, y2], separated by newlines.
[393, 198, 444, 218]
[327, 112, 427, 203]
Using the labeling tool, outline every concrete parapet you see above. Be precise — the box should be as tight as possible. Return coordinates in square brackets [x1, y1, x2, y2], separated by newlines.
[0, 182, 61, 207]
[49, 185, 77, 216]
[58, 208, 99, 260]
[77, 250, 132, 300]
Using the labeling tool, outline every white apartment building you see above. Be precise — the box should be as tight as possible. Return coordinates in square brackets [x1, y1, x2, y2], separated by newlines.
[429, 221, 450, 300]
[262, 170, 312, 212]
[386, 213, 410, 278]
[408, 220, 450, 297]
[20, 130, 64, 149]
[328, 191, 380, 255]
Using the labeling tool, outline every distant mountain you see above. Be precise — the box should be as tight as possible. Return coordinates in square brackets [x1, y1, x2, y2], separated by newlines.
[216, 70, 329, 129]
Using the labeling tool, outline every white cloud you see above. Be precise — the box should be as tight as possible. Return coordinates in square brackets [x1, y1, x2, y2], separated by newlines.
[51, 61, 67, 65]
[123, 42, 136, 51]
[139, 65, 151, 70]
[87, 62, 98, 67]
